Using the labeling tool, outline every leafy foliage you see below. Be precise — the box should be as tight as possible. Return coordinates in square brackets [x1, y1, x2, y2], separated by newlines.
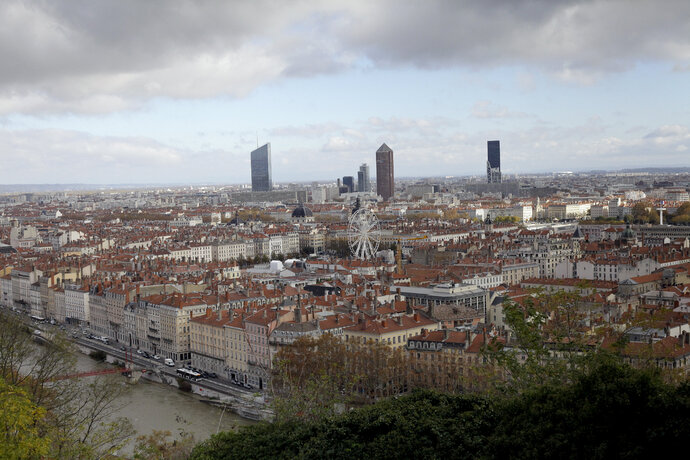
[271, 335, 408, 422]
[191, 360, 690, 459]
[0, 311, 134, 459]
[0, 377, 51, 459]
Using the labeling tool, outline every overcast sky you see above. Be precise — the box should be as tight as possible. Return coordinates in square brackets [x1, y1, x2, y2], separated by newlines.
[1, 0, 689, 184]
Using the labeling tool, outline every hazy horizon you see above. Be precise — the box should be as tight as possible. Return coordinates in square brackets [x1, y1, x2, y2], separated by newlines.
[0, 1, 689, 184]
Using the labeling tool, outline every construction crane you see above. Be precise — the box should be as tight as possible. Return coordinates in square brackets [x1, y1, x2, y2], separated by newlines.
[395, 235, 428, 274]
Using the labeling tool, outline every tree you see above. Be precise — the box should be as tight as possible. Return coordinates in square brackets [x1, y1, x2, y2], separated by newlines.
[271, 335, 410, 422]
[0, 377, 51, 459]
[191, 361, 690, 460]
[631, 202, 659, 224]
[675, 201, 690, 217]
[486, 289, 599, 394]
[0, 311, 135, 458]
[133, 430, 196, 460]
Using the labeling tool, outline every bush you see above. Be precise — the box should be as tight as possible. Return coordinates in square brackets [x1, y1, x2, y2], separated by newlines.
[89, 350, 107, 362]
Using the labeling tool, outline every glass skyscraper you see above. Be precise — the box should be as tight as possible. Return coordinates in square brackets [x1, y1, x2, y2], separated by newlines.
[376, 143, 394, 201]
[342, 176, 355, 193]
[251, 143, 272, 191]
[487, 140, 502, 183]
[357, 163, 370, 192]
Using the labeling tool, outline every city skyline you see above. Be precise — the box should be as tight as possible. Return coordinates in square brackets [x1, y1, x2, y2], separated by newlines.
[0, 1, 689, 185]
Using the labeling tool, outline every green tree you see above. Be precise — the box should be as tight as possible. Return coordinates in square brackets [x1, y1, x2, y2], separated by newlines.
[487, 289, 599, 393]
[0, 377, 51, 459]
[0, 311, 135, 459]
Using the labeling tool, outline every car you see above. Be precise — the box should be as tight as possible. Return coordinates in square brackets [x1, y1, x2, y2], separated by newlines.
[136, 349, 143, 354]
[153, 354, 161, 360]
[164, 358, 175, 367]
[208, 372, 218, 379]
[120, 346, 126, 351]
[142, 351, 150, 358]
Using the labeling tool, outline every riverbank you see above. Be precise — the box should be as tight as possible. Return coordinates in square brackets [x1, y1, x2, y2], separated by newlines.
[72, 351, 256, 457]
[73, 339, 274, 421]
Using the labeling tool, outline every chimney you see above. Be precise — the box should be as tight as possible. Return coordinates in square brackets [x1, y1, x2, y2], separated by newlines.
[443, 328, 449, 340]
[413, 313, 419, 322]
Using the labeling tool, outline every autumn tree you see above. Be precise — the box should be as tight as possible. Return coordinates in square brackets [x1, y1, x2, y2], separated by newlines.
[0, 311, 135, 458]
[0, 377, 51, 459]
[271, 335, 410, 421]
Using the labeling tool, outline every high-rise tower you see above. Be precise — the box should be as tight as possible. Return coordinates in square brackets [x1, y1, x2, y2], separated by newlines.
[342, 176, 355, 193]
[357, 163, 370, 192]
[487, 140, 501, 183]
[376, 143, 394, 201]
[251, 143, 272, 191]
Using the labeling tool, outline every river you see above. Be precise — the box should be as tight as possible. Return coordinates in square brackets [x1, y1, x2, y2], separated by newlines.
[73, 352, 256, 456]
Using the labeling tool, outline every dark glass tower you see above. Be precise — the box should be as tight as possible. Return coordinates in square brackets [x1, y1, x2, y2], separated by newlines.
[357, 163, 370, 192]
[376, 143, 394, 201]
[487, 140, 502, 183]
[251, 143, 272, 191]
[342, 176, 355, 193]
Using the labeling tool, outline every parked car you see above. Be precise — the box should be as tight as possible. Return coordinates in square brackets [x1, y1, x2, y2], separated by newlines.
[136, 349, 143, 355]
[164, 358, 175, 367]
[208, 372, 218, 379]
[142, 351, 150, 358]
[153, 354, 161, 360]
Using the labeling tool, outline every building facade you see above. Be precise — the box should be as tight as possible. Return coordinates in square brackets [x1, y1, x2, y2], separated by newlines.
[376, 143, 394, 201]
[358, 163, 371, 192]
[487, 140, 502, 184]
[251, 143, 272, 192]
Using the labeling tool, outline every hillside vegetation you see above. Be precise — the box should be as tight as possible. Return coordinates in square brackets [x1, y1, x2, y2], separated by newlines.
[190, 356, 690, 460]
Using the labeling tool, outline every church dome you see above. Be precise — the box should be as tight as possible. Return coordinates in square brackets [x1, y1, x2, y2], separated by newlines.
[292, 204, 313, 218]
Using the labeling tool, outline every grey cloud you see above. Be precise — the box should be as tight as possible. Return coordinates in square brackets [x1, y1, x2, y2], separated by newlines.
[0, 1, 688, 115]
[342, 0, 690, 74]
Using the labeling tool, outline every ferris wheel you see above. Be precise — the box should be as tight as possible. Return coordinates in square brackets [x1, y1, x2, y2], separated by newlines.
[348, 208, 381, 260]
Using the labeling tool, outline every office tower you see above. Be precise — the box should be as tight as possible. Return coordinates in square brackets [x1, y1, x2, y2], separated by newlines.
[357, 163, 370, 192]
[376, 143, 394, 201]
[342, 176, 355, 193]
[251, 143, 272, 191]
[487, 140, 502, 183]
